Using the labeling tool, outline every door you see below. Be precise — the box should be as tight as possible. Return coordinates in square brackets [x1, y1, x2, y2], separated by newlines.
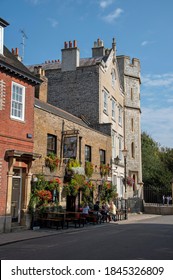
[11, 168, 22, 223]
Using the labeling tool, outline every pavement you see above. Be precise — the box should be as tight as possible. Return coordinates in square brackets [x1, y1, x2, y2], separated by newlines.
[0, 213, 159, 246]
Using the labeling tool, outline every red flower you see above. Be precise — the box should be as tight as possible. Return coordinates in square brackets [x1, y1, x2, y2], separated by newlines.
[37, 190, 52, 201]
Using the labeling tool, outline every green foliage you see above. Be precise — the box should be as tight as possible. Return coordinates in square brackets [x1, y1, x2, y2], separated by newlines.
[45, 152, 60, 172]
[100, 164, 111, 177]
[141, 132, 172, 192]
[100, 182, 118, 202]
[85, 161, 94, 178]
[28, 174, 60, 213]
[64, 174, 85, 196]
[67, 159, 81, 170]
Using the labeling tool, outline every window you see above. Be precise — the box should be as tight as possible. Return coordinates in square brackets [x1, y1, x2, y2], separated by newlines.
[118, 105, 122, 125]
[0, 26, 3, 55]
[100, 149, 106, 165]
[112, 98, 116, 120]
[85, 145, 91, 162]
[131, 88, 133, 100]
[131, 142, 135, 158]
[111, 70, 116, 88]
[11, 82, 25, 121]
[131, 118, 134, 131]
[103, 90, 108, 113]
[112, 130, 116, 159]
[119, 137, 122, 160]
[47, 134, 57, 155]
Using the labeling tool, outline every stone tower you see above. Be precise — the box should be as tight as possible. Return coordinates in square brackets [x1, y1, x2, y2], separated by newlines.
[117, 56, 143, 198]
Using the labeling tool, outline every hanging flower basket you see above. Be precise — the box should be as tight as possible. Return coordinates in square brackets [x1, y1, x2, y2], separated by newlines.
[100, 164, 111, 177]
[36, 190, 52, 202]
[127, 177, 134, 186]
[49, 178, 61, 191]
[122, 177, 134, 186]
[45, 153, 60, 172]
[85, 161, 94, 178]
[81, 181, 95, 197]
[63, 184, 79, 196]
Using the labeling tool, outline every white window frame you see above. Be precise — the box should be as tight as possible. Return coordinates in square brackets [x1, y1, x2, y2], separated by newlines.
[0, 26, 4, 55]
[118, 105, 122, 126]
[11, 82, 25, 121]
[119, 137, 122, 160]
[112, 130, 116, 160]
[112, 98, 116, 120]
[103, 89, 108, 113]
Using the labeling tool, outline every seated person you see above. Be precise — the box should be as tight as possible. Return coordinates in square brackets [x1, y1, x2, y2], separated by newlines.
[101, 202, 110, 222]
[82, 203, 90, 215]
[93, 201, 102, 221]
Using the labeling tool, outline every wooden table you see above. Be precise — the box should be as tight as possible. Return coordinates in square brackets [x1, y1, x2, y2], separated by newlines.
[38, 211, 86, 229]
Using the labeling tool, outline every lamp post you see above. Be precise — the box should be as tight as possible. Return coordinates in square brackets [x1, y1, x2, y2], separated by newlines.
[122, 147, 128, 220]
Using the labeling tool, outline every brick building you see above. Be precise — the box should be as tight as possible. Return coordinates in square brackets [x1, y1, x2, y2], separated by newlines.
[29, 38, 142, 198]
[0, 18, 41, 232]
[31, 92, 112, 208]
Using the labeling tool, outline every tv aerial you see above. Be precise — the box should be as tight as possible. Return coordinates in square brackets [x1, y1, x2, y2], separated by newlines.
[20, 29, 28, 62]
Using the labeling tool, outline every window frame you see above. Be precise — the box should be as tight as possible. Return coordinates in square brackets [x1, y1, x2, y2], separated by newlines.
[11, 82, 25, 121]
[112, 98, 116, 120]
[100, 149, 106, 165]
[85, 145, 92, 162]
[118, 105, 122, 126]
[0, 26, 3, 55]
[103, 89, 108, 114]
[47, 134, 57, 155]
[119, 137, 122, 160]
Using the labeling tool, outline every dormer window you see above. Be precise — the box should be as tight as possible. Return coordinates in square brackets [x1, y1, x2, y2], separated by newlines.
[0, 18, 9, 56]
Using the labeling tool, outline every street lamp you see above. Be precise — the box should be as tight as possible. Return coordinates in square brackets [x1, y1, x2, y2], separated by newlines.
[122, 147, 128, 220]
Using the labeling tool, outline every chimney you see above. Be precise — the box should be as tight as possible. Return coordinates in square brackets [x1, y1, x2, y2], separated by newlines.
[61, 39, 80, 72]
[112, 37, 116, 56]
[34, 66, 48, 103]
[0, 18, 9, 55]
[11, 47, 22, 61]
[92, 38, 105, 58]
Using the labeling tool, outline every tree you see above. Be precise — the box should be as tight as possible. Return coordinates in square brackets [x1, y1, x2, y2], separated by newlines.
[141, 132, 172, 193]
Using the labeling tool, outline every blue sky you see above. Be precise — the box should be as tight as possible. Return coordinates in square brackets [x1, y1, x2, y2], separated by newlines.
[1, 0, 173, 148]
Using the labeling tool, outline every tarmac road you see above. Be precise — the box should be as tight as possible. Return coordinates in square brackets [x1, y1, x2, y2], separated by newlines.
[0, 215, 173, 260]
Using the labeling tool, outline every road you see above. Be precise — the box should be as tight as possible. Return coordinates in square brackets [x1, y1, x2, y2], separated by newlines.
[0, 215, 173, 260]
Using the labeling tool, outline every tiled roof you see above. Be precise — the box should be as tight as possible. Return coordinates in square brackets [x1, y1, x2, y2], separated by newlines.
[35, 98, 90, 128]
[0, 46, 41, 84]
[27, 56, 106, 72]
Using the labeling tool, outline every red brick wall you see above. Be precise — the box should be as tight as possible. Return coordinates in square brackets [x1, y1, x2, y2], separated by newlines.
[0, 71, 35, 215]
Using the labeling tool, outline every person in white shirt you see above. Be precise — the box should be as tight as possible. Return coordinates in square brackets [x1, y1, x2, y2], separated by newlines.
[82, 203, 90, 214]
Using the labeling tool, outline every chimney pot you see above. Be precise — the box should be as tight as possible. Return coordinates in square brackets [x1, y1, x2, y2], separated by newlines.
[73, 40, 77, 48]
[15, 48, 19, 56]
[11, 48, 14, 54]
[64, 41, 68, 48]
[97, 38, 100, 46]
[69, 41, 72, 48]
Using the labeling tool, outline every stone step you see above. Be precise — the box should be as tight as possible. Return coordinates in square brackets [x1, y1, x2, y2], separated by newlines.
[11, 225, 27, 233]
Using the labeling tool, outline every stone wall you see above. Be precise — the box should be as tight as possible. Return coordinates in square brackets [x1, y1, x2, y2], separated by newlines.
[46, 66, 100, 125]
[144, 205, 173, 215]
